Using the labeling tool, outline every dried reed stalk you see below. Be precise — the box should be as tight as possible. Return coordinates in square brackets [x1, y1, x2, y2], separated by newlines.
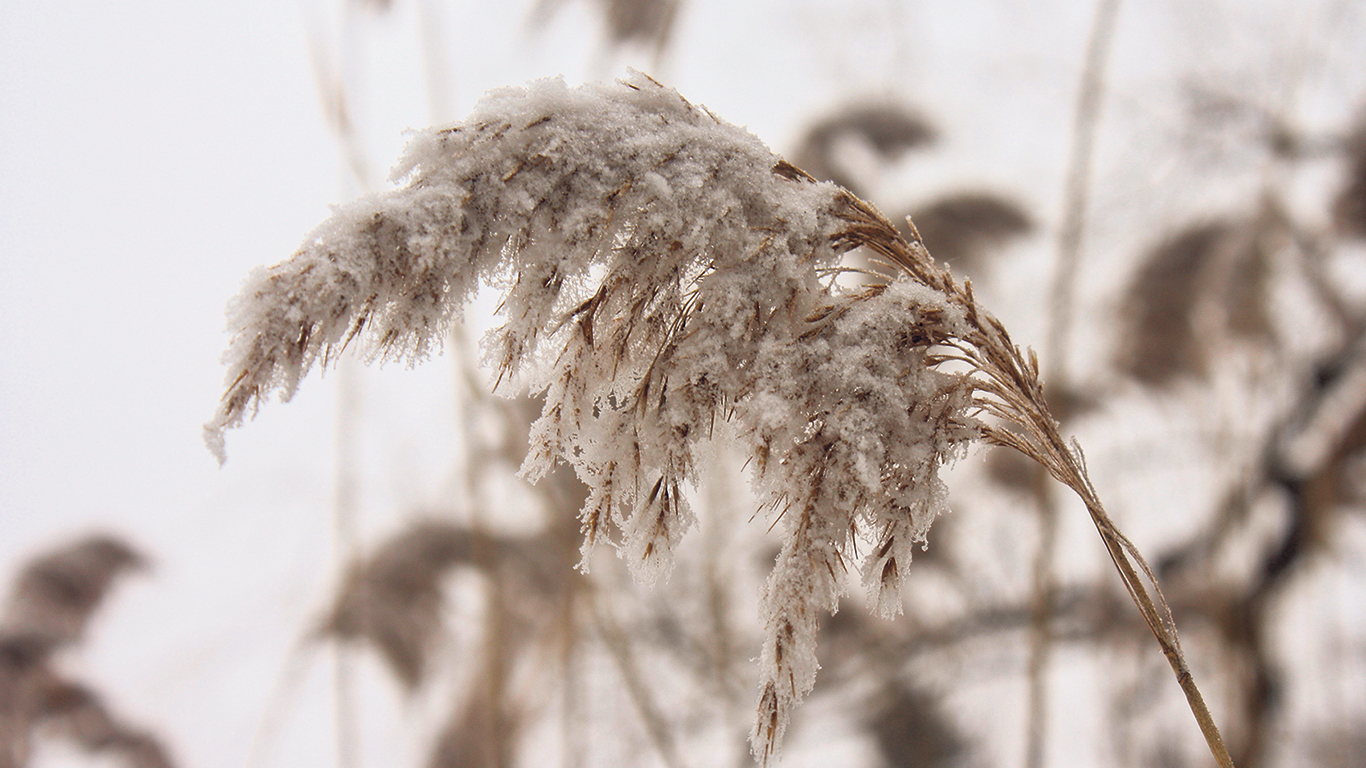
[1031, 1, 1122, 762]
[590, 591, 687, 768]
[846, 199, 1234, 768]
[206, 72, 1232, 766]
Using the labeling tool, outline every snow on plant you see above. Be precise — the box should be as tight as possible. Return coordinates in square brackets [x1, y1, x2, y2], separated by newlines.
[205, 72, 1233, 766]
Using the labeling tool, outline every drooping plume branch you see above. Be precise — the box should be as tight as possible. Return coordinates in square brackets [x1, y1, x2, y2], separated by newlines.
[206, 72, 1231, 766]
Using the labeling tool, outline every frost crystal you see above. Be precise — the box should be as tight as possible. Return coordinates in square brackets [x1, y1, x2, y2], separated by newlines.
[207, 72, 979, 763]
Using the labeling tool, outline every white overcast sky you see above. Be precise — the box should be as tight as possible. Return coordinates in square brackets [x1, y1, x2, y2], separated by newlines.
[2, 1, 1364, 767]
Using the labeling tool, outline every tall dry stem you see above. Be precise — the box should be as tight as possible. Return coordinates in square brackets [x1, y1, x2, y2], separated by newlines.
[1029, 1, 1122, 764]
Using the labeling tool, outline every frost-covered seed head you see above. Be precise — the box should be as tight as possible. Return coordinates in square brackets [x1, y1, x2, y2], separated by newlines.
[206, 72, 981, 764]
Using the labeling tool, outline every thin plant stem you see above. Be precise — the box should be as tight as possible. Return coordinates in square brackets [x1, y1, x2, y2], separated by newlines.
[590, 588, 689, 768]
[458, 325, 509, 768]
[332, 355, 362, 768]
[1029, 2, 1122, 765]
[244, 640, 322, 768]
[560, 594, 586, 768]
[482, 580, 512, 768]
[1024, 470, 1058, 768]
[301, 17, 374, 190]
[415, 0, 455, 124]
[308, 0, 375, 763]
[1046, 0, 1121, 365]
[330, 642, 360, 768]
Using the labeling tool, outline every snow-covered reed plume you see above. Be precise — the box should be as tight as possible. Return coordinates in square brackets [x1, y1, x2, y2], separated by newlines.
[206, 72, 1232, 766]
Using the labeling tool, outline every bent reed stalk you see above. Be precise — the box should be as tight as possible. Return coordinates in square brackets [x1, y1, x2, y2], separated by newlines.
[206, 72, 1233, 766]
[838, 197, 1234, 768]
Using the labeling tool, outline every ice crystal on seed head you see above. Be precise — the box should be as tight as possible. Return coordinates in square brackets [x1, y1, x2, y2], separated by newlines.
[206, 71, 978, 764]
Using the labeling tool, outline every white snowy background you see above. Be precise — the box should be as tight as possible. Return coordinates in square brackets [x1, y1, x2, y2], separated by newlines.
[3, 1, 1364, 767]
